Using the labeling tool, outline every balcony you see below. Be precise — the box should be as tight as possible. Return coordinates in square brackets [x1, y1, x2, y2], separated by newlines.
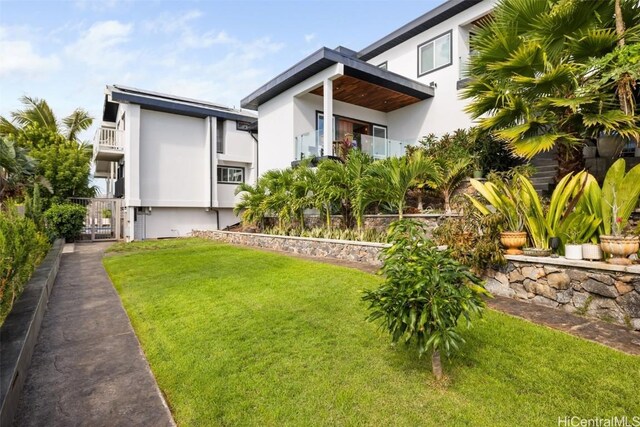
[93, 124, 123, 162]
[294, 130, 414, 162]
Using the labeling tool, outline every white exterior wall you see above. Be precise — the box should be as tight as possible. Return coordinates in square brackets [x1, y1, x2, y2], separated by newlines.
[114, 105, 255, 241]
[367, 0, 495, 137]
[134, 207, 237, 239]
[139, 110, 208, 207]
[259, 65, 343, 172]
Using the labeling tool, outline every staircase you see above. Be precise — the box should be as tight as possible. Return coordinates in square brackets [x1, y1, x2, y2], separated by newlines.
[529, 150, 558, 194]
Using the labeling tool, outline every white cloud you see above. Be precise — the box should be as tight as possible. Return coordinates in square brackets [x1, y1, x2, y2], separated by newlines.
[65, 20, 135, 68]
[304, 33, 316, 43]
[143, 10, 235, 50]
[0, 27, 61, 77]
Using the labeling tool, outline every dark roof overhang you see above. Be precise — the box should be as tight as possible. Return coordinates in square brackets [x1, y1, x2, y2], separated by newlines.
[241, 47, 434, 110]
[104, 85, 257, 123]
[357, 0, 483, 61]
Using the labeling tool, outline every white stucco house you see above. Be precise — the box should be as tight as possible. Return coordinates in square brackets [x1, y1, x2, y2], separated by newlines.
[93, 85, 258, 241]
[241, 0, 495, 172]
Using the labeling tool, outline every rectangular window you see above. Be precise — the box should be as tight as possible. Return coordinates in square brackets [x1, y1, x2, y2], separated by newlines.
[418, 31, 452, 76]
[217, 166, 244, 184]
[216, 118, 224, 154]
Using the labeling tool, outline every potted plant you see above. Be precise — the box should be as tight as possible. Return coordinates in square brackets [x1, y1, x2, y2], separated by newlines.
[598, 160, 640, 265]
[562, 224, 583, 260]
[467, 178, 527, 255]
[101, 208, 112, 226]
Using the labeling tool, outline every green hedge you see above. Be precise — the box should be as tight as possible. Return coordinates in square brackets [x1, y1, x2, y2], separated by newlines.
[0, 208, 49, 324]
[45, 203, 86, 241]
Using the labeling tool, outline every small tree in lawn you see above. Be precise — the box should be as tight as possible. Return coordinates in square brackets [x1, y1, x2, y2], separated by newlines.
[362, 219, 489, 380]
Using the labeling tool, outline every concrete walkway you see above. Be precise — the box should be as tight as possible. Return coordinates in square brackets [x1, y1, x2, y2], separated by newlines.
[13, 243, 174, 427]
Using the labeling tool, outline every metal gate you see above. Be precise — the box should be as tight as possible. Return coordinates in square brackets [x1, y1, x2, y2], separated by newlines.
[68, 198, 123, 241]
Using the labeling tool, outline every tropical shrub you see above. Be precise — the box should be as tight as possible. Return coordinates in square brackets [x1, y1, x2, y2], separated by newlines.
[362, 219, 489, 380]
[44, 203, 86, 241]
[433, 201, 506, 272]
[0, 206, 49, 324]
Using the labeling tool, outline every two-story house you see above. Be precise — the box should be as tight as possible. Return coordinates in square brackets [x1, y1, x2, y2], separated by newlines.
[93, 85, 258, 241]
[241, 0, 494, 172]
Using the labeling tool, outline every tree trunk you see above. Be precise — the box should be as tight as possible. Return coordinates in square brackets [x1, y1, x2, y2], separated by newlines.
[325, 204, 332, 230]
[614, 0, 634, 116]
[432, 350, 443, 381]
[398, 201, 404, 220]
[443, 191, 451, 214]
[417, 191, 424, 212]
[556, 142, 585, 181]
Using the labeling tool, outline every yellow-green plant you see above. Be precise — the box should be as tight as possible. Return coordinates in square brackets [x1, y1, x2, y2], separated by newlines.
[469, 171, 601, 250]
[467, 177, 524, 232]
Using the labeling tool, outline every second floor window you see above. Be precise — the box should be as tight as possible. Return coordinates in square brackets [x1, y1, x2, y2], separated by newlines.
[217, 166, 244, 184]
[418, 31, 452, 76]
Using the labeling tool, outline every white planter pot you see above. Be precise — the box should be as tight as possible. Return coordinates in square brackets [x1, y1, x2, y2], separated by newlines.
[581, 243, 603, 261]
[564, 244, 583, 260]
[597, 134, 625, 158]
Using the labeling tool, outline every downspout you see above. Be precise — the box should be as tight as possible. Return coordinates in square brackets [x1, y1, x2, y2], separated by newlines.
[209, 116, 214, 209]
[209, 116, 220, 230]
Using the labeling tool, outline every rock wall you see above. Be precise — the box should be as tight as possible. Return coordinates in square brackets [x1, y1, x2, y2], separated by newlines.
[192, 230, 387, 266]
[263, 214, 451, 235]
[486, 258, 640, 330]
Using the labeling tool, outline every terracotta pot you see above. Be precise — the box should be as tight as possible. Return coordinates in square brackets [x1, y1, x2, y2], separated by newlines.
[600, 235, 640, 265]
[500, 231, 527, 255]
[581, 244, 603, 261]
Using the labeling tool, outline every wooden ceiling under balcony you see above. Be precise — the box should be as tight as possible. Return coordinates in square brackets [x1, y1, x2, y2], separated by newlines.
[309, 75, 423, 113]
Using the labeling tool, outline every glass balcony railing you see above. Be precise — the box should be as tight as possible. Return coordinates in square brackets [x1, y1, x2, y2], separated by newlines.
[294, 130, 415, 161]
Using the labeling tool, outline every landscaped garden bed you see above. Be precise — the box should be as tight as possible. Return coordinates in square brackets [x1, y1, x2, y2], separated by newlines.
[104, 239, 640, 426]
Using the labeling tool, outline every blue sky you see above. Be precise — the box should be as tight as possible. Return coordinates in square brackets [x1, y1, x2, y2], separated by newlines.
[0, 0, 444, 141]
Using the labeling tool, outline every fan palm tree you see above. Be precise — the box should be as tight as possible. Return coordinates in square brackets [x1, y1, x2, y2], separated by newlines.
[462, 0, 640, 179]
[0, 96, 94, 141]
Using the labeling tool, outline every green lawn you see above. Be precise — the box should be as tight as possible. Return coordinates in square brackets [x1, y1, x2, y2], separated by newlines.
[104, 238, 640, 426]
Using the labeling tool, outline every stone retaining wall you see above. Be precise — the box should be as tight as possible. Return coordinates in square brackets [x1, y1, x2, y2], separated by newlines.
[486, 256, 640, 330]
[263, 213, 453, 236]
[192, 230, 388, 266]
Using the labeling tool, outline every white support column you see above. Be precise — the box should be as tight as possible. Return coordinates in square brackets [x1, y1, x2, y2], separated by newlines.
[323, 78, 333, 156]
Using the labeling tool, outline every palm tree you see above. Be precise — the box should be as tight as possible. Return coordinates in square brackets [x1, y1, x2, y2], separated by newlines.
[432, 157, 471, 214]
[260, 168, 297, 232]
[234, 182, 268, 229]
[314, 160, 348, 229]
[462, 0, 640, 179]
[0, 96, 93, 141]
[366, 152, 439, 220]
[0, 138, 37, 200]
